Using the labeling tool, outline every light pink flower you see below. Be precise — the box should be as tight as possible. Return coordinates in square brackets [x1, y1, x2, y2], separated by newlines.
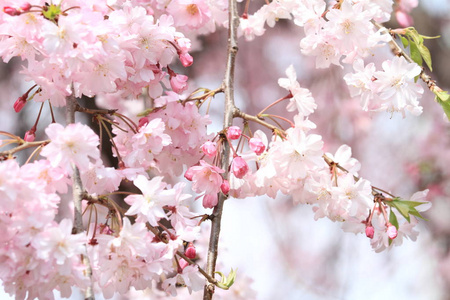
[41, 123, 100, 172]
[187, 160, 224, 195]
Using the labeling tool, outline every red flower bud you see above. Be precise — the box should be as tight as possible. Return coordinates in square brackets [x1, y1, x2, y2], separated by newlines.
[13, 95, 27, 113]
[185, 242, 196, 259]
[3, 7, 20, 16]
[227, 126, 242, 140]
[365, 225, 374, 239]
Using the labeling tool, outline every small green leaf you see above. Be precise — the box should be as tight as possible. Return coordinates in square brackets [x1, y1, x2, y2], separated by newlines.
[215, 268, 237, 290]
[418, 44, 433, 71]
[409, 42, 423, 68]
[435, 90, 450, 120]
[391, 201, 411, 222]
[405, 28, 423, 45]
[400, 36, 409, 48]
[409, 208, 428, 221]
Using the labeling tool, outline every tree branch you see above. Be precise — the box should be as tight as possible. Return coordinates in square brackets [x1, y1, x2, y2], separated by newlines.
[203, 1, 239, 299]
[66, 94, 95, 300]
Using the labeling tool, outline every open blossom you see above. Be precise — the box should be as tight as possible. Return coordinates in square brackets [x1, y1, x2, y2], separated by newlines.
[187, 160, 224, 195]
[41, 123, 100, 172]
[167, 0, 212, 29]
[124, 175, 173, 226]
[373, 56, 424, 116]
[345, 57, 424, 116]
[278, 65, 317, 116]
[32, 219, 86, 265]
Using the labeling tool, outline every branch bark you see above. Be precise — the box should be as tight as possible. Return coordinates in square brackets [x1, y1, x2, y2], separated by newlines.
[66, 94, 95, 300]
[203, 1, 239, 299]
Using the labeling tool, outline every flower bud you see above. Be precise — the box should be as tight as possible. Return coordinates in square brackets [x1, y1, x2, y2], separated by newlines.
[201, 141, 217, 157]
[3, 7, 20, 16]
[227, 126, 241, 140]
[203, 193, 218, 209]
[249, 137, 265, 155]
[13, 95, 27, 113]
[365, 225, 374, 239]
[185, 242, 196, 259]
[386, 223, 398, 239]
[231, 156, 249, 179]
[24, 130, 35, 142]
[138, 117, 149, 128]
[20, 3, 31, 12]
[170, 74, 188, 94]
[180, 53, 193, 67]
[220, 179, 230, 195]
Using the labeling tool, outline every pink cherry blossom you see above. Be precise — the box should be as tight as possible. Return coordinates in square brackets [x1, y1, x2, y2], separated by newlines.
[41, 123, 100, 172]
[187, 160, 224, 195]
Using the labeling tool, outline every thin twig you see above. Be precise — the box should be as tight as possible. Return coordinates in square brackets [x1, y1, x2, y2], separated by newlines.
[203, 1, 239, 299]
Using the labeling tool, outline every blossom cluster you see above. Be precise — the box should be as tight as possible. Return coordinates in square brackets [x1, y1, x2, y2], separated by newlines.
[239, 0, 424, 117]
[0, 0, 434, 299]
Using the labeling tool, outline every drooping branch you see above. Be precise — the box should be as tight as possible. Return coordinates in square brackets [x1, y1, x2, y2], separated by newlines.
[203, 0, 239, 299]
[65, 94, 95, 300]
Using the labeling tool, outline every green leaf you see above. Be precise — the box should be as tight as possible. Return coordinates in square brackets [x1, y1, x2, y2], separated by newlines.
[215, 268, 237, 290]
[400, 36, 409, 48]
[409, 208, 428, 221]
[435, 90, 450, 120]
[391, 201, 411, 222]
[418, 44, 433, 71]
[409, 42, 423, 68]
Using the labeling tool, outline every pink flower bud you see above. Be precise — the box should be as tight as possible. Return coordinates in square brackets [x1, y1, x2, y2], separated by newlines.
[249, 137, 265, 155]
[13, 95, 27, 113]
[24, 130, 35, 142]
[386, 223, 398, 239]
[178, 258, 189, 273]
[227, 126, 242, 140]
[231, 156, 249, 179]
[395, 10, 413, 27]
[20, 3, 31, 12]
[180, 53, 193, 67]
[138, 117, 149, 128]
[170, 74, 188, 94]
[203, 193, 218, 209]
[184, 167, 194, 181]
[365, 226, 374, 239]
[201, 141, 217, 157]
[3, 6, 20, 16]
[185, 242, 196, 259]
[220, 179, 230, 195]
